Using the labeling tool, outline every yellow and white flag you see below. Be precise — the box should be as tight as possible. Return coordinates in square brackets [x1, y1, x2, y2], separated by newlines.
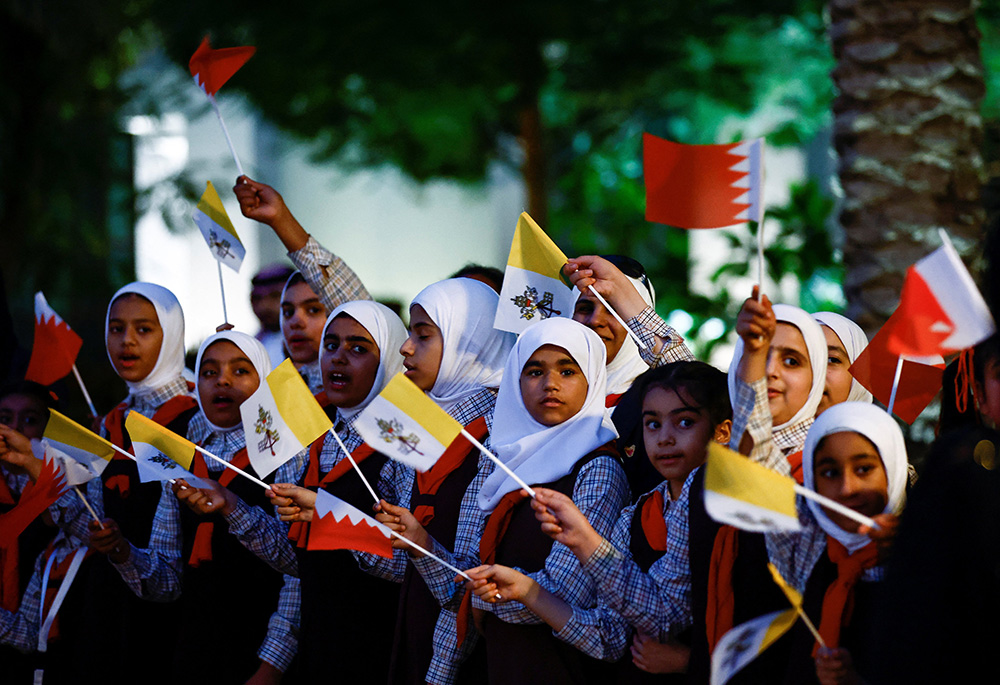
[125, 412, 211, 487]
[494, 212, 577, 334]
[240, 359, 332, 478]
[42, 409, 117, 477]
[354, 373, 463, 472]
[704, 443, 800, 532]
[193, 180, 245, 272]
[710, 608, 799, 685]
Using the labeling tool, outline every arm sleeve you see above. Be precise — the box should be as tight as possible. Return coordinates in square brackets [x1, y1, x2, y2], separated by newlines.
[626, 307, 695, 368]
[109, 483, 184, 601]
[256, 574, 300, 672]
[729, 376, 791, 476]
[287, 236, 372, 313]
[225, 496, 299, 576]
[355, 459, 414, 582]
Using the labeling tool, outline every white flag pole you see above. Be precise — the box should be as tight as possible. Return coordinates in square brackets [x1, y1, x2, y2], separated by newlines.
[585, 286, 647, 350]
[460, 428, 536, 499]
[791, 483, 879, 530]
[192, 444, 269, 490]
[73, 486, 104, 528]
[208, 93, 245, 177]
[70, 364, 98, 419]
[217, 260, 229, 324]
[756, 214, 766, 292]
[328, 428, 380, 505]
[886, 356, 905, 418]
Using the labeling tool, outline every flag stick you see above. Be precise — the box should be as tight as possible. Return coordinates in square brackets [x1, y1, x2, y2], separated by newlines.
[794, 605, 827, 648]
[217, 260, 229, 324]
[767, 563, 826, 648]
[756, 214, 766, 290]
[389, 531, 473, 581]
[328, 428, 380, 505]
[460, 428, 537, 499]
[585, 286, 647, 350]
[791, 483, 879, 530]
[208, 94, 245, 177]
[71, 364, 98, 419]
[886, 356, 905, 418]
[104, 440, 180, 488]
[73, 486, 104, 528]
[192, 444, 270, 490]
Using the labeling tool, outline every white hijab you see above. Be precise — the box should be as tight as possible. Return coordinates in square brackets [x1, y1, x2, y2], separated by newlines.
[194, 330, 271, 434]
[814, 312, 873, 404]
[478, 318, 619, 512]
[728, 303, 828, 431]
[105, 282, 186, 398]
[600, 274, 656, 396]
[324, 300, 408, 419]
[411, 278, 516, 413]
[802, 402, 908, 553]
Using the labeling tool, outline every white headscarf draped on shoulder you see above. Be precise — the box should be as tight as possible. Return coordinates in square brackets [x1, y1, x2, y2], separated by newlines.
[727, 303, 828, 431]
[478, 318, 619, 512]
[813, 312, 873, 404]
[194, 330, 271, 434]
[600, 274, 656, 396]
[411, 278, 516, 413]
[106, 282, 186, 398]
[802, 402, 907, 554]
[324, 300, 408, 419]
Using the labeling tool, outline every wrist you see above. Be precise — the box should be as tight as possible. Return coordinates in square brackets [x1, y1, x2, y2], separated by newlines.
[573, 530, 605, 564]
[221, 489, 239, 516]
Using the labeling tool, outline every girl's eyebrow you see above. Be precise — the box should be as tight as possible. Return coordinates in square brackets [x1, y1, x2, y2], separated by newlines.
[773, 345, 807, 360]
[670, 405, 702, 415]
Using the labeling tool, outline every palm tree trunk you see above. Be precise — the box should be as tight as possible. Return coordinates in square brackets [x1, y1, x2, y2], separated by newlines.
[830, 0, 986, 333]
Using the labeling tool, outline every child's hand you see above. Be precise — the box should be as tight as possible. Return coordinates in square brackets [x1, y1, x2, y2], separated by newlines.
[735, 286, 775, 354]
[463, 564, 536, 604]
[233, 176, 289, 226]
[858, 512, 899, 565]
[375, 500, 429, 554]
[631, 632, 690, 674]
[243, 660, 283, 685]
[269, 483, 316, 522]
[173, 479, 237, 516]
[530, 487, 605, 562]
[88, 518, 130, 563]
[563, 255, 647, 319]
[0, 425, 43, 481]
[815, 647, 859, 685]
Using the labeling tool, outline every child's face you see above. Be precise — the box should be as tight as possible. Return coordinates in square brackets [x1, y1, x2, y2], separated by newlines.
[281, 282, 327, 365]
[0, 393, 49, 440]
[642, 385, 729, 489]
[816, 325, 853, 415]
[400, 305, 443, 392]
[977, 357, 1000, 428]
[197, 341, 261, 428]
[765, 322, 813, 425]
[321, 315, 381, 408]
[107, 294, 164, 383]
[519, 344, 588, 426]
[572, 292, 627, 365]
[812, 430, 888, 533]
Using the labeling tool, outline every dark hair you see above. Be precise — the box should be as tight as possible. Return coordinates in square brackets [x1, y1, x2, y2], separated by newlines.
[450, 264, 505, 293]
[252, 264, 295, 288]
[973, 333, 1000, 387]
[601, 254, 654, 303]
[633, 361, 732, 427]
[0, 379, 57, 410]
[283, 271, 307, 292]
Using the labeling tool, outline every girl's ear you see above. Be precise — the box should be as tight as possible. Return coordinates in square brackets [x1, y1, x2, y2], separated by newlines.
[713, 419, 732, 446]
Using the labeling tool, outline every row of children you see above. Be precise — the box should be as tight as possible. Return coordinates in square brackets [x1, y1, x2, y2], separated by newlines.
[0, 174, 997, 685]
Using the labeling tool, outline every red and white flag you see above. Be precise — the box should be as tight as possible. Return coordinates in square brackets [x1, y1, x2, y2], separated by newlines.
[188, 36, 256, 96]
[307, 489, 394, 558]
[0, 454, 69, 548]
[24, 292, 83, 386]
[643, 132, 763, 228]
[883, 233, 994, 358]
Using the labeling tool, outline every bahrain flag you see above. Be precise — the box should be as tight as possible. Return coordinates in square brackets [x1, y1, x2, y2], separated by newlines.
[308, 489, 394, 558]
[189, 36, 256, 96]
[0, 454, 69, 549]
[25, 292, 83, 386]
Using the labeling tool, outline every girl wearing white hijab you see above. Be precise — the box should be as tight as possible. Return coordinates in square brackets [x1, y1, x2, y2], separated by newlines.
[763, 402, 906, 684]
[728, 298, 828, 478]
[813, 311, 874, 411]
[448, 318, 628, 684]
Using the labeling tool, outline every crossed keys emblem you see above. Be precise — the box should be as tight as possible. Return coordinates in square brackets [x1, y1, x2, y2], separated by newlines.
[376, 417, 424, 456]
[149, 454, 178, 470]
[208, 229, 233, 259]
[512, 286, 561, 321]
[254, 405, 280, 456]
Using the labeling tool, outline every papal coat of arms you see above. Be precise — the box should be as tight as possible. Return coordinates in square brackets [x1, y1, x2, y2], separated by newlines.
[255, 405, 280, 456]
[208, 229, 233, 259]
[511, 286, 561, 321]
[376, 417, 424, 456]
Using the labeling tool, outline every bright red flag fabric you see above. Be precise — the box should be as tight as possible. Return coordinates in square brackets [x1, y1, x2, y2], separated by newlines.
[643, 132, 763, 228]
[188, 36, 256, 96]
[307, 490, 393, 558]
[850, 319, 945, 424]
[883, 266, 956, 358]
[25, 292, 82, 386]
[0, 456, 68, 549]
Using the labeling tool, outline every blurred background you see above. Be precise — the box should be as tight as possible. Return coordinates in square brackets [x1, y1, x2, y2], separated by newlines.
[3, 0, 1000, 450]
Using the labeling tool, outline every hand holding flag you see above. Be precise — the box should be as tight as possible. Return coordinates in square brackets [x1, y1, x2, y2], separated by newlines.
[189, 36, 256, 175]
[240, 359, 332, 479]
